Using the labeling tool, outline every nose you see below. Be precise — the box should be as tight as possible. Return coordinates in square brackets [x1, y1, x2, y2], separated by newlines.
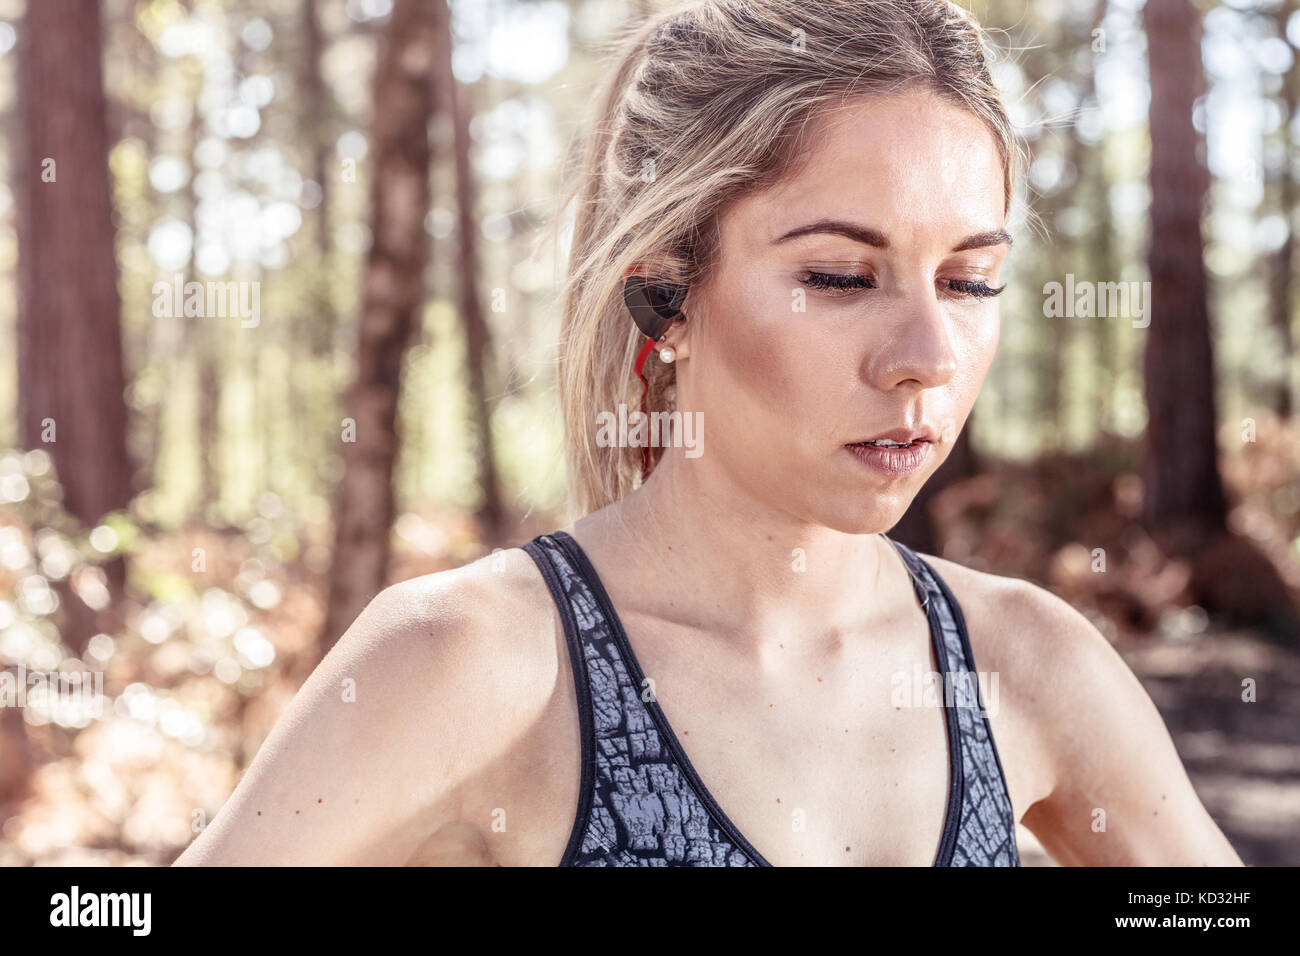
[864, 287, 959, 391]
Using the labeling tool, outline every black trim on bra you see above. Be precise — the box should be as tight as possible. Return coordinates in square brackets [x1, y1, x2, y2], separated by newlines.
[549, 531, 773, 867]
[922, 547, 1018, 829]
[521, 537, 596, 868]
[884, 536, 965, 867]
[546, 529, 966, 868]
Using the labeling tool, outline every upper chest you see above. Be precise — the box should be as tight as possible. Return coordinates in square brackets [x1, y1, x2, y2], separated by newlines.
[477, 609, 980, 866]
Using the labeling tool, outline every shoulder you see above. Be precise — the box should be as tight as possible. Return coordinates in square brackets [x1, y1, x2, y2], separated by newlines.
[917, 551, 1137, 739]
[377, 543, 558, 655]
[361, 543, 562, 714]
[913, 552, 1131, 807]
[917, 551, 1240, 864]
[920, 548, 1112, 660]
[918, 551, 1115, 682]
[176, 542, 562, 865]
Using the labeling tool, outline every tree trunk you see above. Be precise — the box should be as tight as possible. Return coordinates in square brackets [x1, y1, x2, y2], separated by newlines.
[1268, 0, 1297, 418]
[433, 0, 506, 544]
[16, 0, 131, 652]
[301, 0, 336, 356]
[1140, 0, 1227, 541]
[320, 0, 440, 650]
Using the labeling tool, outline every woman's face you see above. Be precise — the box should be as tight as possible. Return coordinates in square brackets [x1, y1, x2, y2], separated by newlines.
[672, 90, 1010, 534]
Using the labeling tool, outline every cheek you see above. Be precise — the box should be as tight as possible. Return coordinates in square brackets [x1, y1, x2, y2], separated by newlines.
[968, 310, 1000, 380]
[697, 269, 851, 426]
[949, 310, 1000, 409]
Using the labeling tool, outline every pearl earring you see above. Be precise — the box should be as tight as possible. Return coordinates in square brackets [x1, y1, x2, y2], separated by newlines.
[659, 346, 676, 364]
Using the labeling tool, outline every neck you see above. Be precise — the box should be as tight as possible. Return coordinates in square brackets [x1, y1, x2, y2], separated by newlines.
[571, 449, 905, 649]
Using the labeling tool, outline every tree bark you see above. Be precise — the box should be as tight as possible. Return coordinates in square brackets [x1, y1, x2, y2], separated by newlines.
[1140, 0, 1227, 539]
[320, 0, 440, 650]
[433, 0, 506, 543]
[16, 0, 131, 527]
[1267, 0, 1297, 418]
[16, 0, 131, 652]
[301, 0, 336, 356]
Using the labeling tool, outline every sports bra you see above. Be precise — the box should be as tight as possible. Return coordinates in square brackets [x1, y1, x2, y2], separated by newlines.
[521, 530, 1020, 867]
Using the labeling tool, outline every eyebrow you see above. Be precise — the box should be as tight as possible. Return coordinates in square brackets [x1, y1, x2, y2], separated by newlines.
[773, 219, 1013, 252]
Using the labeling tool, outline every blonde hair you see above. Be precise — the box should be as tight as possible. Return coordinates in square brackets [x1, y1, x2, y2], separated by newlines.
[556, 0, 1023, 516]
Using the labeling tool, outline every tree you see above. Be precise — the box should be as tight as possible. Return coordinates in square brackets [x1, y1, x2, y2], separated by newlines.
[320, 0, 441, 650]
[433, 0, 506, 543]
[16, 0, 132, 652]
[1266, 0, 1298, 418]
[1140, 0, 1227, 540]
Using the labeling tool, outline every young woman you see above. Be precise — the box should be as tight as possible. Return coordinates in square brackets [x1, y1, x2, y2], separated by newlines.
[176, 0, 1242, 867]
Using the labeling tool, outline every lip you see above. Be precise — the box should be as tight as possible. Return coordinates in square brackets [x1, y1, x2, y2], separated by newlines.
[844, 439, 933, 477]
[849, 425, 939, 444]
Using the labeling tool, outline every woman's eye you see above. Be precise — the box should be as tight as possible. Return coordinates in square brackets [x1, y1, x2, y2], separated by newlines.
[800, 271, 876, 294]
[945, 278, 1005, 299]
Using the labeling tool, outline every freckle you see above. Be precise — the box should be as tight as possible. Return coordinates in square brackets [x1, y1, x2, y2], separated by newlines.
[257, 811, 261, 816]
[895, 706, 901, 710]
[1153, 810, 1159, 816]
[318, 798, 323, 804]
[817, 676, 823, 683]
[683, 730, 689, 735]
[1161, 794, 1167, 800]
[776, 798, 781, 803]
[295, 810, 300, 814]
[845, 846, 851, 852]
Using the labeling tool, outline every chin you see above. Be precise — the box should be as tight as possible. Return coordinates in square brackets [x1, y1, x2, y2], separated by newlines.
[807, 496, 912, 536]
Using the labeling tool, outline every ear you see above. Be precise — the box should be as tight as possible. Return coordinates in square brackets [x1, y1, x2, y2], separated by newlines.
[657, 299, 690, 362]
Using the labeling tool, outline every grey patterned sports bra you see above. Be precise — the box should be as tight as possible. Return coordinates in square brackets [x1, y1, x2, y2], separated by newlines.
[521, 530, 1020, 867]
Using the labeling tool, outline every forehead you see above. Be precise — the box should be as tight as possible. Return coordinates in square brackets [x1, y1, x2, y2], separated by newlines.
[726, 91, 1006, 246]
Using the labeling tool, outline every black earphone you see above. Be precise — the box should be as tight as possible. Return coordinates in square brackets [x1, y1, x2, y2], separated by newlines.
[622, 275, 688, 341]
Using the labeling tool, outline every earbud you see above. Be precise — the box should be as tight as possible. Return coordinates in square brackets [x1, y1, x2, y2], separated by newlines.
[622, 275, 688, 341]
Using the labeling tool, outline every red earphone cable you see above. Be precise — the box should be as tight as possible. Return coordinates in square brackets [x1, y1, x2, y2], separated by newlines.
[633, 336, 656, 480]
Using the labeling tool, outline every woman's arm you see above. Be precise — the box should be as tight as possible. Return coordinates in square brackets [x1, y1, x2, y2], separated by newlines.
[1009, 584, 1243, 866]
[173, 560, 536, 866]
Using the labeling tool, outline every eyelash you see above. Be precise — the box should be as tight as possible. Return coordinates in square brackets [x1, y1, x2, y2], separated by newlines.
[799, 271, 1006, 299]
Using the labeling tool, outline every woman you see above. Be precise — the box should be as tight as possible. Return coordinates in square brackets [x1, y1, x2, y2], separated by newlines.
[176, 0, 1242, 866]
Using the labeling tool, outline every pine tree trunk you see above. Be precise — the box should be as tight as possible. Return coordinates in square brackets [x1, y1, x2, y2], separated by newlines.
[302, 0, 336, 356]
[1268, 0, 1297, 418]
[16, 0, 131, 652]
[320, 0, 439, 650]
[434, 0, 506, 544]
[16, 0, 131, 526]
[1140, 0, 1227, 539]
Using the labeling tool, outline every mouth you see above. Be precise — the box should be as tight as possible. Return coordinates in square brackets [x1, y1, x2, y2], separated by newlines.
[843, 427, 937, 477]
[847, 438, 924, 449]
[845, 426, 938, 449]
